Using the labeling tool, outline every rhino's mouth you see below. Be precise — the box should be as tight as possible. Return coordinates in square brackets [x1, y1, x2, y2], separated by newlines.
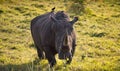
[58, 50, 72, 64]
[66, 55, 72, 64]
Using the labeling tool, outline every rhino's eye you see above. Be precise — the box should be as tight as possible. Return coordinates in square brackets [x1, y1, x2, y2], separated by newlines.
[70, 27, 73, 30]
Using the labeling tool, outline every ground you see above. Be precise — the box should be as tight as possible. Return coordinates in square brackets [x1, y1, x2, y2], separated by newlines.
[0, 0, 120, 71]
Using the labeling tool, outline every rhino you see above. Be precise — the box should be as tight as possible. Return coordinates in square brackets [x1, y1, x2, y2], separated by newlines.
[31, 8, 78, 67]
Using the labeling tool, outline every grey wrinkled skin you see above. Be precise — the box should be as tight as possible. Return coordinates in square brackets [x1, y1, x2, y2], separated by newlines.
[31, 8, 78, 67]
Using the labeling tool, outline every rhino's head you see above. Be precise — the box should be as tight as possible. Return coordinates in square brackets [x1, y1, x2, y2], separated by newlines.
[51, 15, 78, 63]
[55, 11, 70, 21]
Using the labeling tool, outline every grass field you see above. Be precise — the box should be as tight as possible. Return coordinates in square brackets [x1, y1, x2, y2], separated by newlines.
[0, 0, 120, 71]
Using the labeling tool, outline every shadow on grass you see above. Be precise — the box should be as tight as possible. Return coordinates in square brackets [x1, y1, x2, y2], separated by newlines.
[0, 58, 72, 71]
[0, 58, 50, 71]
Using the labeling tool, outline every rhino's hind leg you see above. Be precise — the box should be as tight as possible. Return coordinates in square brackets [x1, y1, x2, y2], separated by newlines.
[48, 56, 56, 67]
[36, 46, 45, 59]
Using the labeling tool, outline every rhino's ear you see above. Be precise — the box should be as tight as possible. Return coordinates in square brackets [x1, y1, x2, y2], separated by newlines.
[69, 17, 78, 25]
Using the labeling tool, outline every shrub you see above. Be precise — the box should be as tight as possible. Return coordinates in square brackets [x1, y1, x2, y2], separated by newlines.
[90, 32, 107, 37]
[67, 0, 85, 14]
[0, 10, 4, 14]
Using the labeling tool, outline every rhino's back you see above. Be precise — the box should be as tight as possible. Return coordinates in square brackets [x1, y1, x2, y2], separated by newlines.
[31, 12, 55, 47]
[31, 12, 52, 27]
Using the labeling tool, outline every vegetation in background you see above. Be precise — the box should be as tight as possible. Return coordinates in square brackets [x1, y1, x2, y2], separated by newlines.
[0, 0, 120, 71]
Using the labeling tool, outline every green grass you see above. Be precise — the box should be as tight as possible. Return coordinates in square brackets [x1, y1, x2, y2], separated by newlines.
[0, 0, 120, 71]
